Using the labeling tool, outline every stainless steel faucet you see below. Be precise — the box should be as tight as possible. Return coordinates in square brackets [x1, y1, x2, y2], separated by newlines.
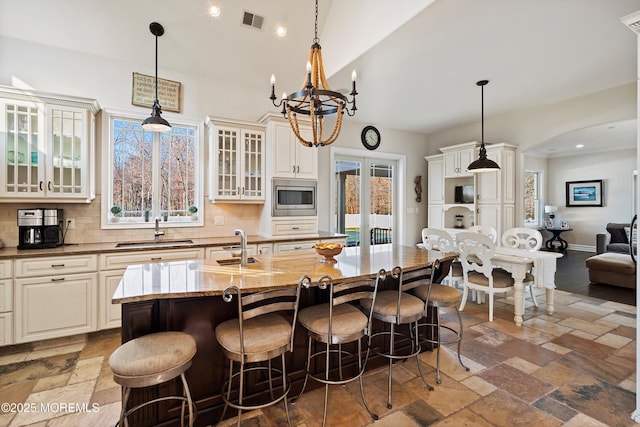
[234, 228, 248, 266]
[155, 217, 165, 242]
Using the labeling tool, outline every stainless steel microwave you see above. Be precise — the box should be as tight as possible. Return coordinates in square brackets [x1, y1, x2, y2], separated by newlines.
[272, 179, 317, 216]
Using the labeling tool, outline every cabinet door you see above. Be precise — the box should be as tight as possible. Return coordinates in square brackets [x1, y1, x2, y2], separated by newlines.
[428, 205, 444, 229]
[98, 270, 123, 330]
[0, 100, 45, 197]
[273, 124, 297, 178]
[0, 313, 13, 346]
[45, 105, 89, 199]
[427, 158, 444, 204]
[206, 244, 257, 260]
[295, 126, 317, 179]
[257, 243, 272, 255]
[0, 279, 12, 312]
[443, 152, 459, 177]
[214, 126, 241, 200]
[476, 151, 501, 204]
[476, 205, 500, 233]
[457, 147, 475, 176]
[240, 129, 265, 200]
[15, 273, 97, 343]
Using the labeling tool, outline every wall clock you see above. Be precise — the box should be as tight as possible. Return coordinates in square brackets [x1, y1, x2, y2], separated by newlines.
[361, 125, 381, 150]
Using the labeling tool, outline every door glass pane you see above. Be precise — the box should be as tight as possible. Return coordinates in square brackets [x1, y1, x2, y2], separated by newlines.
[334, 160, 361, 247]
[369, 162, 393, 245]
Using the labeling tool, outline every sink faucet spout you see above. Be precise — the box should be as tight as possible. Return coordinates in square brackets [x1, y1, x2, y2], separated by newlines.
[155, 217, 165, 242]
[234, 228, 248, 266]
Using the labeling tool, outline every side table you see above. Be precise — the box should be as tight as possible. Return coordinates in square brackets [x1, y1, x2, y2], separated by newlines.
[544, 228, 572, 252]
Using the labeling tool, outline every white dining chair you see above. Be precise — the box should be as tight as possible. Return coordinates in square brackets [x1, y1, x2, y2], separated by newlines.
[468, 225, 498, 244]
[501, 227, 543, 309]
[457, 231, 531, 322]
[421, 228, 463, 288]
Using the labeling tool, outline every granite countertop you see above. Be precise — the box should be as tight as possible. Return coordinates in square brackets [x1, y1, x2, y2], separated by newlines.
[112, 245, 436, 304]
[0, 231, 347, 260]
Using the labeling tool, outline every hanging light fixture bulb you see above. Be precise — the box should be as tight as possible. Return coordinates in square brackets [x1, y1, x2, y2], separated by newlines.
[142, 22, 171, 133]
[468, 80, 500, 172]
[269, 0, 358, 147]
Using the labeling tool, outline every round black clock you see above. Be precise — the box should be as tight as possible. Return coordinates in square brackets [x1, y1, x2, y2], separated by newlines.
[361, 125, 381, 150]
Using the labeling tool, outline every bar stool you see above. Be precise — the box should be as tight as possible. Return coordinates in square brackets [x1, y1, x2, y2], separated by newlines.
[413, 257, 470, 384]
[108, 331, 197, 427]
[292, 272, 383, 427]
[215, 279, 305, 427]
[360, 266, 433, 409]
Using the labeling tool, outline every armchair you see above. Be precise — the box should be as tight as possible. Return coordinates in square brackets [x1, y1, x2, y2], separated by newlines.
[596, 223, 631, 255]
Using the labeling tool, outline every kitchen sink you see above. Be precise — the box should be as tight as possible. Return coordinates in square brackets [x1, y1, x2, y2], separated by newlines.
[115, 239, 194, 248]
[216, 257, 260, 266]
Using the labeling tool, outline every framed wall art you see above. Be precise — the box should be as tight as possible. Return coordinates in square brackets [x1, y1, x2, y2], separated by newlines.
[565, 179, 603, 207]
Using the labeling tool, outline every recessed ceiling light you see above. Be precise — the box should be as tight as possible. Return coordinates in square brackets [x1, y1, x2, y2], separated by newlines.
[276, 26, 287, 37]
[209, 5, 221, 17]
[576, 144, 584, 148]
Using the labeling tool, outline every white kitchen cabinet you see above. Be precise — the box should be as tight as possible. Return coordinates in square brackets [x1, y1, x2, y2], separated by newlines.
[426, 155, 445, 205]
[207, 117, 266, 203]
[427, 204, 444, 230]
[0, 313, 12, 346]
[15, 254, 97, 277]
[98, 270, 125, 330]
[441, 142, 477, 178]
[263, 118, 317, 180]
[206, 245, 257, 260]
[0, 86, 99, 202]
[257, 243, 272, 255]
[15, 272, 97, 343]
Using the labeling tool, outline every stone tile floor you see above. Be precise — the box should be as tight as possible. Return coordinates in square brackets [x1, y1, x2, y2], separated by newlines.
[0, 289, 638, 426]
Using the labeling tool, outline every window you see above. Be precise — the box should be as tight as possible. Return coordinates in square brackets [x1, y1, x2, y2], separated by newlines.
[524, 170, 541, 226]
[103, 111, 203, 228]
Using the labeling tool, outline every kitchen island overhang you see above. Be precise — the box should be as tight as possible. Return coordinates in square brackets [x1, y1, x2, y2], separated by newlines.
[112, 245, 438, 426]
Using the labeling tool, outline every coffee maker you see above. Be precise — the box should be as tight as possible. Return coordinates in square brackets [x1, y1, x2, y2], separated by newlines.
[17, 208, 64, 249]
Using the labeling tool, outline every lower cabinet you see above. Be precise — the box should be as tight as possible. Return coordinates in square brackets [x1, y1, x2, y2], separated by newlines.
[0, 313, 13, 346]
[206, 245, 257, 260]
[98, 270, 125, 330]
[273, 241, 317, 253]
[14, 273, 97, 343]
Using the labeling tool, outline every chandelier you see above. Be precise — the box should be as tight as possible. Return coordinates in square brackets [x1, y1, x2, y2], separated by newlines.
[269, 0, 357, 147]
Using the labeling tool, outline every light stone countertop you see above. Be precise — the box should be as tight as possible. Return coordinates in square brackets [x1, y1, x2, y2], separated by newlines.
[0, 232, 347, 260]
[112, 245, 437, 304]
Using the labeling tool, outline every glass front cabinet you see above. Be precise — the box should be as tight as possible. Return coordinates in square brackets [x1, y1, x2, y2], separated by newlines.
[0, 87, 99, 202]
[206, 117, 266, 203]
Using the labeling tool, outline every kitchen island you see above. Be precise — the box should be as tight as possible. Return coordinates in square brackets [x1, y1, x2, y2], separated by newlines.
[113, 245, 438, 426]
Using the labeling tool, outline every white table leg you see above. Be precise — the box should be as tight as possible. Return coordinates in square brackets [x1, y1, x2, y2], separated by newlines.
[545, 288, 555, 315]
[510, 264, 528, 326]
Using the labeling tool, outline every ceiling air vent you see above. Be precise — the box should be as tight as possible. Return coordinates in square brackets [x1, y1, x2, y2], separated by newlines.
[622, 10, 640, 34]
[242, 11, 264, 30]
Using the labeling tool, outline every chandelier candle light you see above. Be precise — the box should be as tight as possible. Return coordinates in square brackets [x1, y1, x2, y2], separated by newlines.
[270, 0, 358, 147]
[467, 80, 500, 172]
[141, 22, 171, 132]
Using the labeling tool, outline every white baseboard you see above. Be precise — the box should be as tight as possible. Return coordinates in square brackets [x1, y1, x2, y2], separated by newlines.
[567, 244, 595, 253]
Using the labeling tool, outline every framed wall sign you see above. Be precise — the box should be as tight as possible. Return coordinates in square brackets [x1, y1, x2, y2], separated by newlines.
[565, 179, 603, 207]
[132, 72, 182, 113]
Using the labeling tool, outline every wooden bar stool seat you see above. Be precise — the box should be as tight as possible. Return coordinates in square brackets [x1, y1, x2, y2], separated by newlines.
[109, 331, 197, 427]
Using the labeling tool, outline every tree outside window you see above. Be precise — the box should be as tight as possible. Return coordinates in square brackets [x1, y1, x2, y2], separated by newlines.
[107, 114, 201, 226]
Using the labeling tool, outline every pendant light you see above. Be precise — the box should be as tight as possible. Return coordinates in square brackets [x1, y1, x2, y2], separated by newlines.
[468, 80, 500, 172]
[142, 22, 171, 132]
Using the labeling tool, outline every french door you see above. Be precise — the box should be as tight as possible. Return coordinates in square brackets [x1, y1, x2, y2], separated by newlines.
[332, 153, 398, 250]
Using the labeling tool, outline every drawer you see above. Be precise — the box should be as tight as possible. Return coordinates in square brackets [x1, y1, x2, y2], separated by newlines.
[15, 255, 98, 278]
[100, 248, 204, 270]
[0, 260, 12, 279]
[0, 279, 12, 312]
[273, 241, 317, 253]
[206, 245, 257, 260]
[272, 218, 318, 236]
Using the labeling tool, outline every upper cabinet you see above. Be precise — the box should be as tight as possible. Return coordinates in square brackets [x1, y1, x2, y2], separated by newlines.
[441, 142, 477, 177]
[0, 86, 99, 203]
[206, 117, 266, 203]
[268, 119, 317, 180]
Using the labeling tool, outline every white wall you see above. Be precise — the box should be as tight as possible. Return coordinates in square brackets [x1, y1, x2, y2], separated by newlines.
[548, 148, 636, 249]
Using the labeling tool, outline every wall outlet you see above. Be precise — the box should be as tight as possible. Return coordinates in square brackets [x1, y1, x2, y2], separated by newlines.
[67, 218, 75, 229]
[214, 215, 224, 225]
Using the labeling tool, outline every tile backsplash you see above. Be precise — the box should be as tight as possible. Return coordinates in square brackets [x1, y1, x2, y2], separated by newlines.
[0, 200, 263, 248]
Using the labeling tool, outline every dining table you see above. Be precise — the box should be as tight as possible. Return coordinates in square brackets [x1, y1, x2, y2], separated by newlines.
[491, 247, 563, 326]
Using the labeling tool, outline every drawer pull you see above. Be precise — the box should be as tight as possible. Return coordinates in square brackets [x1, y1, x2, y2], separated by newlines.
[51, 278, 65, 282]
[51, 264, 65, 268]
[294, 246, 302, 250]
[150, 257, 162, 260]
[292, 227, 300, 230]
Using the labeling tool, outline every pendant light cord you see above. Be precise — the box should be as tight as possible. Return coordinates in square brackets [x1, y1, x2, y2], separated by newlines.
[480, 83, 484, 143]
[313, 0, 319, 44]
[154, 32, 159, 103]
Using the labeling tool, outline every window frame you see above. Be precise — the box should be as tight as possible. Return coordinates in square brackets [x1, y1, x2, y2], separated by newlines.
[523, 169, 542, 227]
[101, 109, 204, 229]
